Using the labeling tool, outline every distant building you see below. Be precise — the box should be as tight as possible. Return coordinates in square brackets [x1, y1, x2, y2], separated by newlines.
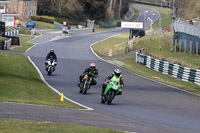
[0, 1, 18, 27]
[7, 0, 37, 18]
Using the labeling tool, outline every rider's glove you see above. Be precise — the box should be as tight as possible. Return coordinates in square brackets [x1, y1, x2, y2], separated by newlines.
[106, 79, 109, 83]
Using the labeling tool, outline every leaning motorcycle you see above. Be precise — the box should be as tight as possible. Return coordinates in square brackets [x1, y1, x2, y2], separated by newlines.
[79, 74, 93, 94]
[101, 81, 121, 105]
[45, 58, 57, 75]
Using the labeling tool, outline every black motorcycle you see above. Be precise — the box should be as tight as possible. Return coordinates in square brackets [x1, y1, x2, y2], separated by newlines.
[79, 74, 93, 94]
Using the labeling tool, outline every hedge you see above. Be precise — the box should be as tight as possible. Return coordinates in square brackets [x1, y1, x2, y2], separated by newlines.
[31, 16, 55, 24]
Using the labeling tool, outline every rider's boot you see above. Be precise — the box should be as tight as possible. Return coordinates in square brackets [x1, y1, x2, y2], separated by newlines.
[117, 89, 122, 95]
[78, 80, 81, 87]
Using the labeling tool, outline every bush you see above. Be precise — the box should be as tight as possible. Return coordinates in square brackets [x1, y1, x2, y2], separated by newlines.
[31, 15, 55, 24]
[31, 16, 40, 21]
[19, 28, 31, 35]
[55, 17, 79, 25]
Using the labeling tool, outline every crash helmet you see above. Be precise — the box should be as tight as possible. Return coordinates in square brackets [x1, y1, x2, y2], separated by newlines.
[90, 63, 96, 69]
[114, 69, 121, 78]
[50, 49, 54, 54]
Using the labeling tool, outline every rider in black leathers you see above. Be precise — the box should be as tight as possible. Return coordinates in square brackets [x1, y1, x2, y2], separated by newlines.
[46, 49, 57, 61]
[45, 49, 57, 70]
[78, 63, 98, 87]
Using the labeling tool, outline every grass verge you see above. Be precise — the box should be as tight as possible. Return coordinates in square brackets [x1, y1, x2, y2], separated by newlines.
[92, 33, 128, 56]
[0, 52, 82, 108]
[12, 35, 35, 52]
[129, 8, 140, 22]
[0, 36, 9, 41]
[92, 33, 200, 95]
[0, 119, 124, 133]
[133, 34, 200, 69]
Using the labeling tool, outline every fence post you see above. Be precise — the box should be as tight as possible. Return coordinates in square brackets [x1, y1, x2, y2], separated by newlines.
[190, 40, 192, 55]
[179, 39, 181, 52]
[175, 39, 177, 52]
[184, 40, 186, 53]
[196, 41, 199, 56]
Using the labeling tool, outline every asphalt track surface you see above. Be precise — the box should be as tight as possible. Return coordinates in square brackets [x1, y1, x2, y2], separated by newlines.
[1, 5, 200, 133]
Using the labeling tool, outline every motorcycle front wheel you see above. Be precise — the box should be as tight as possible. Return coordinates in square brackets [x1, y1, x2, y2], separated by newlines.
[83, 81, 88, 94]
[107, 91, 115, 105]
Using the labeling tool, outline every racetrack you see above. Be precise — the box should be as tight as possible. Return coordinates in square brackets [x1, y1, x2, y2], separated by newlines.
[1, 5, 200, 133]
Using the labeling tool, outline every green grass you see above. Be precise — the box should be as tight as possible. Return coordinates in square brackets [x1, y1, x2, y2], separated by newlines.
[94, 27, 121, 32]
[0, 52, 81, 109]
[135, 3, 172, 29]
[129, 8, 140, 22]
[32, 20, 55, 29]
[97, 18, 121, 26]
[0, 36, 9, 41]
[0, 119, 124, 133]
[18, 28, 31, 35]
[133, 34, 200, 69]
[17, 18, 55, 29]
[12, 35, 35, 52]
[35, 32, 41, 36]
[92, 33, 129, 56]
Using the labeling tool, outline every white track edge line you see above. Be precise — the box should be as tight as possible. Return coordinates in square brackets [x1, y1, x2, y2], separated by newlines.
[25, 32, 93, 110]
[27, 56, 93, 110]
[90, 36, 200, 98]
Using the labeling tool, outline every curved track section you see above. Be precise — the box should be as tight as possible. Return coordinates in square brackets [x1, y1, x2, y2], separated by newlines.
[2, 5, 200, 133]
[26, 29, 200, 133]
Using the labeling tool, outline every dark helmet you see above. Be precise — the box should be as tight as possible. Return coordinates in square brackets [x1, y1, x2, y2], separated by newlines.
[114, 69, 121, 78]
[50, 49, 54, 54]
[90, 63, 96, 69]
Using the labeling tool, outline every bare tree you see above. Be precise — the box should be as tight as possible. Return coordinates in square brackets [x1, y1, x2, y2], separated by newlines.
[118, 0, 122, 18]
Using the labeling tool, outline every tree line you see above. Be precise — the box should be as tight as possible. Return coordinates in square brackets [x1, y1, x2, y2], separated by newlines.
[37, 0, 130, 23]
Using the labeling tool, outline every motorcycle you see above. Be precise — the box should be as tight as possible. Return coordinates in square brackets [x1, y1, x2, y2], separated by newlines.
[79, 74, 93, 94]
[45, 58, 57, 75]
[101, 81, 122, 105]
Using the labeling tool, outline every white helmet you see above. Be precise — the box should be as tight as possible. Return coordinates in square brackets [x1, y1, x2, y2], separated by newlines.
[114, 69, 121, 78]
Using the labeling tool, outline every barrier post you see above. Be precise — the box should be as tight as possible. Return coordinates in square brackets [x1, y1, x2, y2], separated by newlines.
[190, 40, 192, 55]
[196, 41, 198, 56]
[184, 40, 186, 53]
[175, 39, 177, 52]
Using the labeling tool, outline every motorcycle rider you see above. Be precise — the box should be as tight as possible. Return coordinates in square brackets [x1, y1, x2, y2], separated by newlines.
[78, 63, 98, 87]
[101, 69, 124, 96]
[45, 49, 57, 70]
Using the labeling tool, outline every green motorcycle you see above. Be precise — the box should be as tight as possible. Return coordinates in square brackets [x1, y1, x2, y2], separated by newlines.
[101, 81, 121, 105]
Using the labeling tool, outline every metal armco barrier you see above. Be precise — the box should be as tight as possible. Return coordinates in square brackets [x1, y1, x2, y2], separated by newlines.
[4, 38, 12, 50]
[136, 52, 200, 86]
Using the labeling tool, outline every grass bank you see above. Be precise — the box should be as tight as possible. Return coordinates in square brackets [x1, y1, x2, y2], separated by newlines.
[133, 34, 200, 69]
[0, 119, 124, 133]
[12, 35, 35, 52]
[92, 33, 200, 95]
[0, 52, 81, 108]
[17, 18, 55, 29]
[92, 33, 128, 56]
[1, 35, 81, 108]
